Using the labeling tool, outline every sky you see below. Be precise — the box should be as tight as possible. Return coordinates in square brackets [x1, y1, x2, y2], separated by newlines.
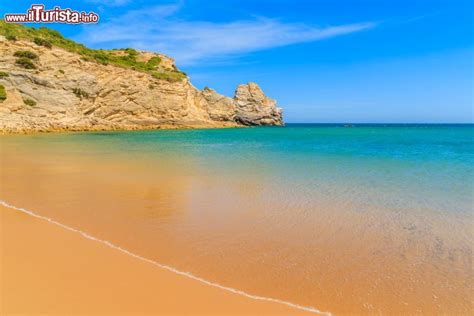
[1, 0, 473, 123]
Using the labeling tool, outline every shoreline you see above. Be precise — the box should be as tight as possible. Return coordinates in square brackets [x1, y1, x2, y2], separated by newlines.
[2, 123, 470, 136]
[0, 200, 316, 315]
[0, 123, 247, 136]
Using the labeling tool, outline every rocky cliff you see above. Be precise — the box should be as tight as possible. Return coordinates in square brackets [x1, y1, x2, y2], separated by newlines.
[0, 24, 283, 134]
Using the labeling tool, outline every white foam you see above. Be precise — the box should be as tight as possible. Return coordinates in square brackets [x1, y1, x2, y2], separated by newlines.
[0, 199, 331, 315]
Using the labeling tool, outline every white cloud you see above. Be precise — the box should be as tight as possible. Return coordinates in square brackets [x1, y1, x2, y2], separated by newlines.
[76, 5, 376, 65]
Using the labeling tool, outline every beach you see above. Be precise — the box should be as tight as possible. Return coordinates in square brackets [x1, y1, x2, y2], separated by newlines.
[0, 203, 312, 315]
[1, 125, 472, 315]
[0, 0, 472, 313]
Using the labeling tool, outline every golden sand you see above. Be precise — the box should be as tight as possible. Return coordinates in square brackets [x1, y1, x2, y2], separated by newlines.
[1, 138, 472, 315]
[0, 204, 312, 315]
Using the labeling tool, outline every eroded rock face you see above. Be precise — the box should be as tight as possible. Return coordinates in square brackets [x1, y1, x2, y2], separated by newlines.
[0, 36, 283, 134]
[234, 83, 283, 126]
[199, 87, 236, 122]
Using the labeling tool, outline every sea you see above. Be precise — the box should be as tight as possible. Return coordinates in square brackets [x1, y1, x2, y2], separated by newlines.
[1, 124, 472, 314]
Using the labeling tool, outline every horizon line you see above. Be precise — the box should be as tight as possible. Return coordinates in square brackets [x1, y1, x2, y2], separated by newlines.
[283, 122, 474, 125]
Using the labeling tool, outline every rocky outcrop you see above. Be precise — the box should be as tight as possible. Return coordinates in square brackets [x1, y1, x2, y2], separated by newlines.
[234, 83, 283, 126]
[0, 36, 283, 134]
[199, 87, 236, 122]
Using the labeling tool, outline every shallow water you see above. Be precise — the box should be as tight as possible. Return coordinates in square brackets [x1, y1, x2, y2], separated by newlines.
[1, 124, 473, 314]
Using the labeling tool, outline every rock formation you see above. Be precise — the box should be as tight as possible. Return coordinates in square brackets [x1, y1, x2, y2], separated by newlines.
[0, 32, 283, 134]
[234, 83, 283, 126]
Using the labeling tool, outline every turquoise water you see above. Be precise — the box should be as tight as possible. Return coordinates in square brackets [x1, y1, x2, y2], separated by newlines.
[51, 123, 474, 213]
[1, 124, 473, 313]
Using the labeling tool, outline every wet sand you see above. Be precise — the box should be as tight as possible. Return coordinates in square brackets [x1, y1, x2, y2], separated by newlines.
[0, 204, 312, 315]
[1, 132, 472, 315]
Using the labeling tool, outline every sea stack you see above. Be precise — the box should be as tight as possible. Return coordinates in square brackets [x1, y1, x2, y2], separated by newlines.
[234, 82, 283, 126]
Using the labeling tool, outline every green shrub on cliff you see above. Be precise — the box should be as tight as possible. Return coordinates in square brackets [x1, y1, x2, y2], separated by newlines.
[15, 57, 36, 69]
[33, 37, 52, 48]
[146, 56, 161, 68]
[14, 50, 38, 60]
[72, 88, 89, 99]
[151, 71, 186, 82]
[13, 50, 38, 69]
[92, 51, 110, 65]
[124, 48, 138, 57]
[0, 84, 6, 102]
[23, 98, 36, 106]
[0, 71, 9, 78]
[6, 34, 16, 41]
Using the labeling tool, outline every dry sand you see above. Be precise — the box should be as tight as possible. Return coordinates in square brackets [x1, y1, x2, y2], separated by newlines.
[0, 204, 312, 315]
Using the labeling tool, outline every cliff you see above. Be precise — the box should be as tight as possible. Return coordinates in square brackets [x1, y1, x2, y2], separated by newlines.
[0, 22, 283, 134]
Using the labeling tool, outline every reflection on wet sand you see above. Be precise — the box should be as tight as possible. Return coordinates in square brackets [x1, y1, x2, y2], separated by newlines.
[1, 134, 472, 315]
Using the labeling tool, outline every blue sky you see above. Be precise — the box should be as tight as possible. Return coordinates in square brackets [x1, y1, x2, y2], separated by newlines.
[2, 0, 473, 122]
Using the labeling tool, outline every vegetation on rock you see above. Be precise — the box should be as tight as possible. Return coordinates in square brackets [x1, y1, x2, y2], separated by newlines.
[15, 57, 36, 69]
[14, 50, 38, 59]
[0, 71, 9, 78]
[23, 98, 36, 106]
[0, 84, 6, 102]
[0, 20, 187, 81]
[72, 87, 89, 100]
[147, 56, 161, 67]
[33, 37, 52, 48]
[151, 71, 186, 82]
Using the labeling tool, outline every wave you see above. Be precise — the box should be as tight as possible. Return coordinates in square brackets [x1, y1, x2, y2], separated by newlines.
[0, 199, 331, 316]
